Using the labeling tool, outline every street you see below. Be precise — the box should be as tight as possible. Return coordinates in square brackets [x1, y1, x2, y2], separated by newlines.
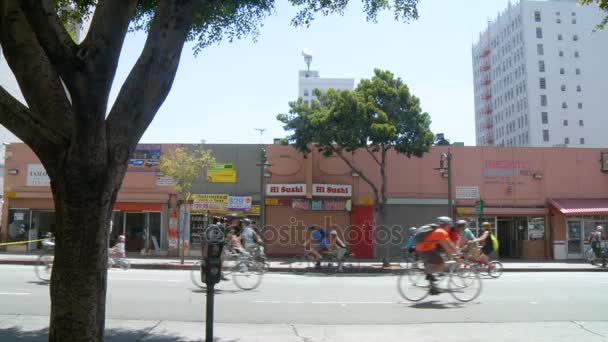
[1, 265, 608, 341]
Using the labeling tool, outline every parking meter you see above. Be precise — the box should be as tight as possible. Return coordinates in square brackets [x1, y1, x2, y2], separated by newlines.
[201, 224, 225, 286]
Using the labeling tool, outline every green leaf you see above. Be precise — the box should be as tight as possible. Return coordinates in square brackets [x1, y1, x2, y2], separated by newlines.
[159, 142, 215, 198]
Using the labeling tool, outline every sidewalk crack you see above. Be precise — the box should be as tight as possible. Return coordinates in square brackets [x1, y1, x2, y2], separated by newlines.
[136, 320, 163, 341]
[290, 324, 314, 342]
[572, 321, 608, 340]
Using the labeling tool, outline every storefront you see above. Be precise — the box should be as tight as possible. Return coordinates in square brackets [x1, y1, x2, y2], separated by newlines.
[548, 198, 608, 260]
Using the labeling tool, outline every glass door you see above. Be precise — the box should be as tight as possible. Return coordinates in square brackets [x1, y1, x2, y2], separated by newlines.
[124, 212, 146, 253]
[567, 220, 583, 258]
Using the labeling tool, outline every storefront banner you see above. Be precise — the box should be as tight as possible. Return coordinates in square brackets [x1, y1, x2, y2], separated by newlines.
[168, 209, 178, 250]
[228, 196, 252, 210]
[156, 173, 176, 186]
[265, 198, 293, 206]
[249, 205, 261, 215]
[128, 144, 161, 172]
[292, 199, 310, 210]
[312, 184, 352, 197]
[180, 206, 190, 250]
[192, 194, 229, 211]
[206, 163, 237, 183]
[266, 184, 306, 196]
[27, 164, 50, 186]
[324, 200, 347, 211]
[311, 200, 324, 210]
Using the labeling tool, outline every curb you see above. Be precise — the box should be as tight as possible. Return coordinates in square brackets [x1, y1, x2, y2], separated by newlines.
[2, 260, 607, 272]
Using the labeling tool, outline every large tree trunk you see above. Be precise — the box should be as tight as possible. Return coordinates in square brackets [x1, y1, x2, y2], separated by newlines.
[47, 138, 124, 341]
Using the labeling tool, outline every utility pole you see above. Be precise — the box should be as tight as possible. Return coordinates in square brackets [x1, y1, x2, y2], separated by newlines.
[254, 129, 268, 231]
[447, 147, 453, 218]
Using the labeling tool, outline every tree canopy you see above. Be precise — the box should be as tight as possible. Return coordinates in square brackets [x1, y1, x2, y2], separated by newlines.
[579, 0, 608, 30]
[159, 143, 215, 199]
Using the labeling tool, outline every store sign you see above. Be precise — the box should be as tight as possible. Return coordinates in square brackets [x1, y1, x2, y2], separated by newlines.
[324, 200, 347, 211]
[249, 205, 261, 215]
[266, 184, 306, 196]
[206, 163, 237, 183]
[290, 199, 349, 211]
[312, 184, 352, 197]
[482, 159, 541, 187]
[292, 199, 310, 210]
[155, 173, 176, 186]
[27, 164, 50, 186]
[168, 209, 178, 250]
[228, 196, 252, 210]
[192, 194, 229, 211]
[265, 198, 292, 206]
[128, 144, 161, 172]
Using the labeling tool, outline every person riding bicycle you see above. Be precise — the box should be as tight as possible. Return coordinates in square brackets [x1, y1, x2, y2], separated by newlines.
[472, 222, 495, 265]
[415, 217, 457, 295]
[304, 224, 328, 269]
[403, 227, 417, 253]
[111, 235, 126, 258]
[328, 230, 347, 256]
[221, 213, 245, 280]
[588, 225, 604, 264]
[241, 218, 264, 257]
[453, 220, 478, 259]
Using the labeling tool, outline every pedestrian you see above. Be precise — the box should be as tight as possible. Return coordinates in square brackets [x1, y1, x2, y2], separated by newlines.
[588, 225, 604, 264]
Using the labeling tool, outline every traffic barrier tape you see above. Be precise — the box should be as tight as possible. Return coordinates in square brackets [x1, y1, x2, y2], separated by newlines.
[0, 238, 54, 246]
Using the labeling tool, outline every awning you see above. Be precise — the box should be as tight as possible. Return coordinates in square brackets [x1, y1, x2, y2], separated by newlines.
[547, 198, 608, 216]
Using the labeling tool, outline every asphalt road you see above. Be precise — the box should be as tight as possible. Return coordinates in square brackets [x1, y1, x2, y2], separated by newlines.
[0, 264, 607, 325]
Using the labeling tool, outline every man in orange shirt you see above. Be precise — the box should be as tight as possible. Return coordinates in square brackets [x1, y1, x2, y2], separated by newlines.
[415, 217, 457, 294]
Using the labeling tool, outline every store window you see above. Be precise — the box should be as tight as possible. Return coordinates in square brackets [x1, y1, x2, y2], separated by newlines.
[7, 209, 30, 243]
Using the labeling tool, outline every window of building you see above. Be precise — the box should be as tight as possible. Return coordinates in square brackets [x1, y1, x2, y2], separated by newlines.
[557, 18, 562, 24]
[536, 27, 543, 38]
[542, 112, 548, 124]
[579, 119, 584, 126]
[561, 85, 566, 91]
[541, 95, 547, 106]
[556, 11, 560, 16]
[578, 102, 583, 109]
[535, 11, 541, 22]
[562, 102, 568, 109]
[565, 137, 570, 144]
[543, 129, 550, 142]
[558, 34, 563, 40]
[573, 35, 578, 41]
[572, 19, 577, 24]
[560, 68, 565, 75]
[563, 119, 568, 126]
[539, 78, 546, 89]
[580, 138, 585, 145]
[537, 44, 544, 55]
[572, 12, 576, 16]
[303, 100, 309, 105]
[576, 68, 581, 75]
[303, 89, 309, 96]
[559, 51, 564, 57]
[539, 60, 545, 72]
[574, 51, 580, 58]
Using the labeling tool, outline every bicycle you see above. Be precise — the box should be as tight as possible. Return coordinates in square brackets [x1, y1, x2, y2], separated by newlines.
[290, 248, 356, 273]
[35, 238, 55, 282]
[190, 248, 264, 290]
[397, 255, 482, 302]
[107, 250, 130, 271]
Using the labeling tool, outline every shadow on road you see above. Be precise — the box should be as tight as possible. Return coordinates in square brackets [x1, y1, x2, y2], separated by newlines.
[0, 327, 238, 342]
[27, 280, 50, 286]
[407, 300, 466, 310]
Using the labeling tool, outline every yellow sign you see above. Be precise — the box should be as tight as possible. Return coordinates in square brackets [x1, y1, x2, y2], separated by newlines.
[4, 191, 16, 199]
[456, 208, 474, 215]
[265, 198, 279, 206]
[206, 163, 236, 183]
[248, 205, 261, 215]
[191, 194, 229, 212]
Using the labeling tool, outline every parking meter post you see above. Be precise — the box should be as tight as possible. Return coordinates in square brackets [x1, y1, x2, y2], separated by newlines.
[206, 285, 214, 342]
[201, 224, 225, 342]
[602, 247, 606, 268]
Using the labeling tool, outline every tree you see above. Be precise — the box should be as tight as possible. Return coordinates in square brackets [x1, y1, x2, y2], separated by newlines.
[0, 0, 420, 340]
[277, 69, 434, 265]
[579, 0, 608, 30]
[159, 143, 215, 264]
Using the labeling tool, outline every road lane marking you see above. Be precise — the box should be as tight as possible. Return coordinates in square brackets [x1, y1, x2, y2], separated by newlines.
[253, 300, 397, 305]
[0, 292, 31, 296]
[109, 278, 183, 283]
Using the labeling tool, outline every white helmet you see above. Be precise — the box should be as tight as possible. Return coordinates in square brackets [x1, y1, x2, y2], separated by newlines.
[437, 216, 453, 225]
[408, 227, 417, 233]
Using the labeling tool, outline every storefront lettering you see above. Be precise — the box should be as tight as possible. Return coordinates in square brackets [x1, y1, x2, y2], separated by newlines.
[482, 160, 540, 186]
[266, 184, 306, 196]
[312, 184, 352, 197]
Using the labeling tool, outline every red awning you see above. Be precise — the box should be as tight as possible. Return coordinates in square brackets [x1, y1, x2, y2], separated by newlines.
[547, 198, 608, 216]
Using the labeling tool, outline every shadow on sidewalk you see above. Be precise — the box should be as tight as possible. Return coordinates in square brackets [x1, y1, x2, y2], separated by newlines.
[0, 327, 237, 342]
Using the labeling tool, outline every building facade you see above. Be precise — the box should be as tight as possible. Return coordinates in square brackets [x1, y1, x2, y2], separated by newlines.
[298, 70, 354, 105]
[473, 0, 608, 147]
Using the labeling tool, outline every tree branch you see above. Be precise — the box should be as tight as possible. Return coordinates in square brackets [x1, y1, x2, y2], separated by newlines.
[106, 0, 205, 162]
[77, 0, 138, 112]
[0, 86, 67, 154]
[332, 147, 380, 204]
[19, 0, 79, 85]
[0, 0, 74, 139]
[365, 145, 381, 166]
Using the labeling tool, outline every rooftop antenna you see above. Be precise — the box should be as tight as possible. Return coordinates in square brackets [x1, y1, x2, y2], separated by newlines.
[302, 48, 313, 77]
[254, 128, 266, 144]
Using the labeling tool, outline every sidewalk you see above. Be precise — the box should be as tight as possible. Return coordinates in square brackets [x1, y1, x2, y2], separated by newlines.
[1, 252, 606, 272]
[1, 315, 607, 341]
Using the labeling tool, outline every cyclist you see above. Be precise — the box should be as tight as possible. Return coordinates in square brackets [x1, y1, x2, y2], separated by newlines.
[472, 221, 495, 265]
[415, 217, 457, 295]
[304, 224, 328, 269]
[241, 218, 264, 257]
[454, 220, 478, 260]
[588, 225, 604, 264]
[327, 230, 349, 271]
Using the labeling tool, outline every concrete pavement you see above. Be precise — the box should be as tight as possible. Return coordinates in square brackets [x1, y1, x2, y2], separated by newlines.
[0, 252, 605, 272]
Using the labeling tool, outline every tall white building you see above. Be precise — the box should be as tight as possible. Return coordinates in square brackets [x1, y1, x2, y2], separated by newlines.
[472, 0, 608, 147]
[297, 50, 354, 104]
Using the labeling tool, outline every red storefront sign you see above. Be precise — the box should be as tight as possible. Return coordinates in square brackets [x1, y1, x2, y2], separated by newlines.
[312, 184, 352, 197]
[266, 184, 306, 196]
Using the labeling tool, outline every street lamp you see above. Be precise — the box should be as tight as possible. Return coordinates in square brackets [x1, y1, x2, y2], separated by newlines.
[434, 134, 453, 218]
[254, 129, 271, 231]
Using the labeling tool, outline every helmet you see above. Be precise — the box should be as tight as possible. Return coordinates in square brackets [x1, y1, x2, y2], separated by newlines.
[597, 225, 604, 231]
[408, 227, 417, 233]
[330, 230, 338, 236]
[118, 235, 125, 242]
[242, 218, 252, 225]
[437, 216, 453, 225]
[225, 213, 243, 220]
[455, 220, 467, 226]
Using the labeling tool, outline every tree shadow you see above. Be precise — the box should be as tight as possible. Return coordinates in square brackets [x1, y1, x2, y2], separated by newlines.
[27, 280, 50, 286]
[0, 326, 239, 342]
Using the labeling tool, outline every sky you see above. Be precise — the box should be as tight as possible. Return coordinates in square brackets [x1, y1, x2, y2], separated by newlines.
[1, 0, 520, 145]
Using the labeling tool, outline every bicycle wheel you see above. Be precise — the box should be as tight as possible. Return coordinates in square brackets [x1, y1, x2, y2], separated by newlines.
[449, 264, 482, 302]
[290, 255, 313, 273]
[190, 261, 206, 289]
[35, 253, 53, 282]
[397, 268, 430, 302]
[488, 261, 503, 278]
[222, 254, 239, 276]
[232, 260, 263, 290]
